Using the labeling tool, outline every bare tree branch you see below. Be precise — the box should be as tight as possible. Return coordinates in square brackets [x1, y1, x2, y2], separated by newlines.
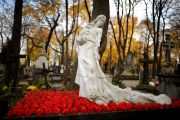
[84, 0, 91, 21]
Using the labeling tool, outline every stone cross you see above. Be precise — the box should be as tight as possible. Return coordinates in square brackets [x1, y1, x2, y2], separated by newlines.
[139, 59, 154, 84]
[162, 34, 175, 64]
[34, 63, 53, 89]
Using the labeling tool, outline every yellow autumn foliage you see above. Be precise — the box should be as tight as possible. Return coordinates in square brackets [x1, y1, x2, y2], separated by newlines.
[101, 16, 139, 67]
[27, 27, 49, 61]
[69, 0, 92, 22]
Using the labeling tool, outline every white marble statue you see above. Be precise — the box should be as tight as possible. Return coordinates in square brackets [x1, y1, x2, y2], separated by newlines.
[75, 14, 172, 105]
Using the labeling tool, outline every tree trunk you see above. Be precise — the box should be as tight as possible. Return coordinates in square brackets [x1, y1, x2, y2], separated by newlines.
[91, 0, 110, 61]
[63, 0, 69, 87]
[6, 0, 23, 92]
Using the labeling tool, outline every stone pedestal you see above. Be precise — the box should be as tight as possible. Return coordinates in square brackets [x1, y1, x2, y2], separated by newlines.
[158, 74, 180, 99]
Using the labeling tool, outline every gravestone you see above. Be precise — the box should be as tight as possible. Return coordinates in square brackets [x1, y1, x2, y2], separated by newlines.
[50, 74, 61, 82]
[33, 46, 50, 88]
[159, 63, 180, 99]
[33, 63, 52, 89]
[158, 33, 179, 98]
[35, 55, 48, 69]
[119, 52, 139, 79]
[49, 66, 62, 84]
[35, 43, 48, 69]
[158, 74, 180, 99]
[161, 33, 175, 64]
[24, 66, 34, 83]
[112, 53, 139, 87]
[139, 59, 154, 85]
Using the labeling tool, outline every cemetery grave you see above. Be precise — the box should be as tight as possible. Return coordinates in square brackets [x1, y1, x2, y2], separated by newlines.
[1, 0, 180, 119]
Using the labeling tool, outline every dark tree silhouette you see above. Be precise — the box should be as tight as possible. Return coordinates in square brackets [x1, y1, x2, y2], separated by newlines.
[91, 0, 110, 61]
[2, 0, 23, 92]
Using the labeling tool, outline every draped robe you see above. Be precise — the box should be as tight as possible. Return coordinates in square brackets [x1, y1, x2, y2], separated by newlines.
[75, 25, 171, 105]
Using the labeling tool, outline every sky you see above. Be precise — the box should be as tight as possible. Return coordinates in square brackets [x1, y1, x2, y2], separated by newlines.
[109, 0, 147, 23]
[0, 0, 147, 24]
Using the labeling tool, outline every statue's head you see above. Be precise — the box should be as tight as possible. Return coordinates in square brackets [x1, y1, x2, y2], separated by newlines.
[90, 14, 106, 28]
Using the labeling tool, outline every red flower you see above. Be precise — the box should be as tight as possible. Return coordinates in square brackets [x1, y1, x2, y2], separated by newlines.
[94, 106, 102, 112]
[44, 107, 52, 115]
[80, 106, 87, 113]
[86, 105, 94, 113]
[7, 109, 17, 118]
[52, 107, 61, 115]
[104, 106, 111, 112]
[24, 109, 33, 118]
[62, 108, 69, 114]
[61, 99, 68, 108]
[111, 105, 118, 111]
[7, 90, 180, 118]
[17, 109, 24, 117]
[171, 99, 180, 108]
[126, 103, 134, 111]
[71, 108, 78, 114]
[118, 102, 129, 111]
[36, 108, 44, 116]
[134, 103, 143, 110]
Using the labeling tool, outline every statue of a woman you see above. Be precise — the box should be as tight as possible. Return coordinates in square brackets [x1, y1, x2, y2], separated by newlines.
[75, 15, 171, 105]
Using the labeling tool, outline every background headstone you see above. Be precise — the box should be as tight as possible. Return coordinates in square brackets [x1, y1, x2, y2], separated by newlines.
[35, 56, 48, 69]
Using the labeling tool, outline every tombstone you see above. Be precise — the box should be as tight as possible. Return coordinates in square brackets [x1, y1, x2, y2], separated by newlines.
[23, 66, 34, 83]
[50, 74, 61, 82]
[49, 65, 62, 84]
[32, 45, 51, 88]
[139, 59, 154, 85]
[120, 52, 139, 78]
[158, 32, 180, 98]
[65, 63, 79, 90]
[34, 51, 48, 71]
[48, 64, 66, 90]
[35, 42, 48, 69]
[159, 64, 180, 99]
[158, 74, 180, 99]
[161, 33, 175, 64]
[112, 53, 139, 87]
[35, 54, 48, 69]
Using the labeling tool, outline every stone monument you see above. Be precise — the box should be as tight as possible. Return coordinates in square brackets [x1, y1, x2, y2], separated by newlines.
[112, 52, 139, 87]
[120, 52, 139, 78]
[35, 45, 48, 69]
[158, 32, 180, 99]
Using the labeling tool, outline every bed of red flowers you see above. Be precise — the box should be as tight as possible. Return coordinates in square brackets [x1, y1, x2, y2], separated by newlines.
[7, 90, 180, 118]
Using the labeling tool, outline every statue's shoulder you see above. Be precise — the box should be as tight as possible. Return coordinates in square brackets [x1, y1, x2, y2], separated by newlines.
[92, 27, 102, 33]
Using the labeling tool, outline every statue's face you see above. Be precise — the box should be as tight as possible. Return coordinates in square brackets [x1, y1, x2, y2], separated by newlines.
[95, 18, 106, 27]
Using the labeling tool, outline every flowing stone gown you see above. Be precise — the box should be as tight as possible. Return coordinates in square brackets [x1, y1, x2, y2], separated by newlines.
[75, 23, 172, 105]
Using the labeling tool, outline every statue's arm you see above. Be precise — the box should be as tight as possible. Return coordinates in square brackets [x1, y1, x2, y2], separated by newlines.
[93, 28, 102, 60]
[76, 27, 89, 45]
[96, 28, 103, 47]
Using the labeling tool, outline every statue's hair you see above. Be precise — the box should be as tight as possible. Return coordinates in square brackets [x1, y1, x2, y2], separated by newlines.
[89, 14, 106, 27]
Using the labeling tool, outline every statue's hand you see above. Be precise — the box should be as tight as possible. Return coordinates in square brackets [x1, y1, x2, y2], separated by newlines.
[79, 40, 86, 45]
[78, 38, 87, 45]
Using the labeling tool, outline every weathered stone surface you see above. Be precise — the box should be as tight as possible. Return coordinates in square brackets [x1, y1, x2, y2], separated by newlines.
[158, 74, 180, 99]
